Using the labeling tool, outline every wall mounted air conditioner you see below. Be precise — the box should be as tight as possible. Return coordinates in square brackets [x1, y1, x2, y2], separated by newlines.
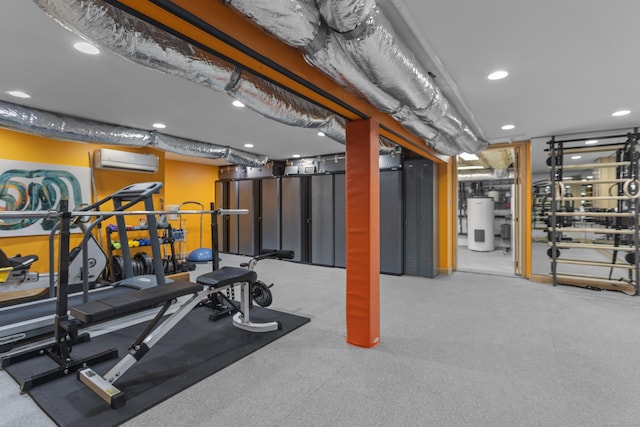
[94, 148, 159, 173]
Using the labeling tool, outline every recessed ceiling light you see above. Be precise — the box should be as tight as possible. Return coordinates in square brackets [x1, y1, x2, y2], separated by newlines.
[232, 100, 245, 108]
[612, 110, 630, 117]
[571, 155, 582, 160]
[244, 143, 254, 148]
[317, 131, 325, 137]
[73, 41, 100, 55]
[458, 152, 479, 161]
[501, 124, 515, 130]
[152, 123, 166, 129]
[4, 90, 31, 99]
[458, 165, 484, 170]
[488, 70, 508, 80]
[292, 154, 301, 158]
[584, 139, 598, 145]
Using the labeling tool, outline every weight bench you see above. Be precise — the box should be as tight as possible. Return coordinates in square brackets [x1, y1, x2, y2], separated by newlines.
[73, 281, 205, 408]
[196, 266, 281, 333]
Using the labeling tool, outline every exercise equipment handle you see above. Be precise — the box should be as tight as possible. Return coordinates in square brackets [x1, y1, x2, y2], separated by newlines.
[255, 250, 295, 261]
[218, 209, 248, 216]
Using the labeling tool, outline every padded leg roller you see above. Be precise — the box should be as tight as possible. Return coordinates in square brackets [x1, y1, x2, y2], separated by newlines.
[231, 282, 280, 333]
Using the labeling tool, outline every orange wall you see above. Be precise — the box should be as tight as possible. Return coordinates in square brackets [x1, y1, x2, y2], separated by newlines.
[0, 127, 218, 274]
[164, 159, 219, 259]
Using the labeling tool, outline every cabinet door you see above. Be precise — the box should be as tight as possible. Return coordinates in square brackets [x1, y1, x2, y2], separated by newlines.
[311, 174, 334, 266]
[228, 181, 239, 254]
[334, 173, 346, 268]
[281, 176, 305, 262]
[380, 170, 403, 275]
[404, 159, 437, 277]
[260, 178, 280, 252]
[238, 180, 259, 256]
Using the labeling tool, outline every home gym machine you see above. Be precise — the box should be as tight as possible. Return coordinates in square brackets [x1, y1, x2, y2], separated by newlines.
[75, 202, 292, 407]
[0, 182, 170, 351]
[196, 202, 294, 329]
[0, 192, 292, 408]
[547, 128, 640, 295]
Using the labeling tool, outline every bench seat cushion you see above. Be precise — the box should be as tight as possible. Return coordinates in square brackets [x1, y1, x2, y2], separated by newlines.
[196, 267, 256, 289]
[70, 281, 202, 324]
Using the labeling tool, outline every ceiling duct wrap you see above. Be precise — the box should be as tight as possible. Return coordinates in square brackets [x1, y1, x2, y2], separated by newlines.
[223, 0, 321, 47]
[225, 69, 346, 142]
[31, 0, 395, 161]
[227, 0, 488, 155]
[0, 100, 268, 167]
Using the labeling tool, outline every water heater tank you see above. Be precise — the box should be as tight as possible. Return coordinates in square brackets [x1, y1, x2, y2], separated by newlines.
[467, 197, 495, 251]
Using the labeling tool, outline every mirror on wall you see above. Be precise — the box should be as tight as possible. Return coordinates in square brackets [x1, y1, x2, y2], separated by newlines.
[530, 133, 636, 288]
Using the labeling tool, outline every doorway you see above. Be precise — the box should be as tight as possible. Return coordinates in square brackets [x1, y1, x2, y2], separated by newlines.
[455, 142, 529, 277]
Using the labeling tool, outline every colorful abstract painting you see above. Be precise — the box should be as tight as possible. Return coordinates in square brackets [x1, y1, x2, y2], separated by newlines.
[0, 160, 90, 236]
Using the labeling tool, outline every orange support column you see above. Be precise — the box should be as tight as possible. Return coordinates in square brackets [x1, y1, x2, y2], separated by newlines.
[345, 118, 380, 348]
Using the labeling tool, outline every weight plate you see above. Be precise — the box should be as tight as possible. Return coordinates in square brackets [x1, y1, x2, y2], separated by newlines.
[251, 281, 273, 307]
[546, 247, 561, 258]
[625, 253, 636, 265]
[112, 255, 125, 281]
[134, 252, 154, 275]
[133, 257, 144, 276]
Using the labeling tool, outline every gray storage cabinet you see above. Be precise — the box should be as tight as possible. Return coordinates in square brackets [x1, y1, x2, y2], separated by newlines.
[310, 174, 335, 266]
[260, 178, 281, 253]
[237, 180, 259, 256]
[333, 173, 346, 268]
[403, 158, 438, 278]
[228, 181, 239, 254]
[380, 169, 404, 275]
[281, 176, 307, 262]
[334, 170, 403, 274]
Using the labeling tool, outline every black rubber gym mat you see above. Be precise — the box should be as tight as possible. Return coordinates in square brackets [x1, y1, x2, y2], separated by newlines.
[3, 306, 310, 427]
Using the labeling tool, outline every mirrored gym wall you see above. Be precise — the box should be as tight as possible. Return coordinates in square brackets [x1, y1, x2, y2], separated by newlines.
[530, 128, 640, 295]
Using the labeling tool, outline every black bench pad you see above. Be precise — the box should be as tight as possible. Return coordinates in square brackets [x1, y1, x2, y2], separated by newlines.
[70, 281, 202, 324]
[196, 267, 257, 289]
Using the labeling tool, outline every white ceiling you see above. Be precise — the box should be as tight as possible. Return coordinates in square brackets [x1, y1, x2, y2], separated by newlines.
[1, 0, 639, 173]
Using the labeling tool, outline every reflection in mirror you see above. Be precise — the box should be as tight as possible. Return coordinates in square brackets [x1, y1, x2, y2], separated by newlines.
[530, 129, 640, 295]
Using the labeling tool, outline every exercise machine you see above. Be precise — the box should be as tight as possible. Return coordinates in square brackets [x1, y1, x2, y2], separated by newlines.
[0, 182, 168, 351]
[76, 203, 290, 407]
[0, 250, 39, 285]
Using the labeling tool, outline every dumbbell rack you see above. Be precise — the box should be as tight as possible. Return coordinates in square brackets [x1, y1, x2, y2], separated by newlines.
[547, 129, 640, 295]
[105, 224, 178, 282]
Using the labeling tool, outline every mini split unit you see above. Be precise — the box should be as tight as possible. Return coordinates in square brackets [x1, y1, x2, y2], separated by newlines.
[94, 148, 159, 173]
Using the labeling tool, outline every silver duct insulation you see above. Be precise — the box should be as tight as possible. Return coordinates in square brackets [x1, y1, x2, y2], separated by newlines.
[227, 0, 488, 155]
[317, 0, 375, 32]
[458, 169, 514, 181]
[31, 0, 367, 159]
[304, 25, 401, 113]
[223, 0, 320, 47]
[226, 70, 346, 142]
[317, 1, 486, 154]
[0, 100, 268, 167]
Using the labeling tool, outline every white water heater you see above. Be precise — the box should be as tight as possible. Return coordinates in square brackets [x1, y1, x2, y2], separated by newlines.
[467, 197, 495, 251]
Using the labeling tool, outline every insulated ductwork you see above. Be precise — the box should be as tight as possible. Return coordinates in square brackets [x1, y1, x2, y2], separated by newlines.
[226, 0, 488, 155]
[458, 169, 515, 182]
[0, 100, 268, 167]
[223, 0, 321, 47]
[32, 0, 400, 160]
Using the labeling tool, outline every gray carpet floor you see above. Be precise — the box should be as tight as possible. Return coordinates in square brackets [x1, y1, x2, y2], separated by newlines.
[2, 253, 640, 426]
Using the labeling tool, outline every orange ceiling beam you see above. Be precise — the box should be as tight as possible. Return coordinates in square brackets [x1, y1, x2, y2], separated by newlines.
[112, 0, 447, 163]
